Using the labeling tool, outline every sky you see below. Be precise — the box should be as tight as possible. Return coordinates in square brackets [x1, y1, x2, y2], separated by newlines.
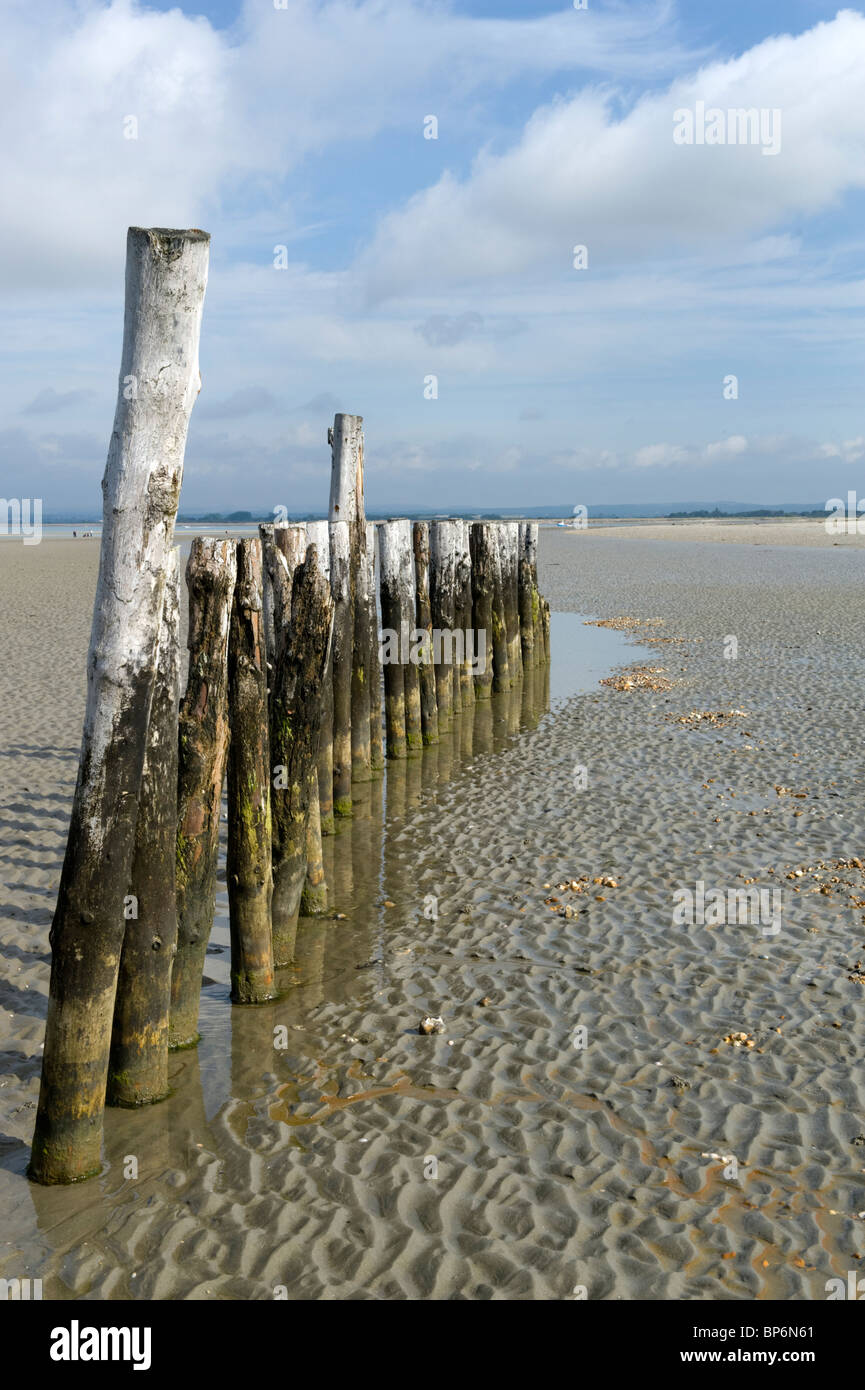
[1, 0, 864, 515]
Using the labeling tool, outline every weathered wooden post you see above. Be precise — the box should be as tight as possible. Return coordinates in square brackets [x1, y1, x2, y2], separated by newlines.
[260, 523, 293, 669]
[490, 524, 511, 692]
[541, 593, 551, 662]
[502, 522, 523, 681]
[328, 518, 353, 815]
[412, 522, 439, 744]
[518, 522, 537, 670]
[469, 522, 495, 699]
[107, 548, 181, 1108]
[29, 226, 209, 1185]
[301, 780, 328, 915]
[455, 520, 475, 710]
[226, 539, 277, 1005]
[400, 521, 423, 752]
[367, 522, 385, 773]
[306, 520, 334, 834]
[429, 520, 457, 728]
[274, 523, 308, 579]
[271, 546, 333, 963]
[330, 414, 373, 785]
[171, 537, 237, 1049]
[378, 520, 407, 758]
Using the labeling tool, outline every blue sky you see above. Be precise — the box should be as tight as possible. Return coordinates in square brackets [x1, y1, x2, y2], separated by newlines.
[1, 0, 864, 514]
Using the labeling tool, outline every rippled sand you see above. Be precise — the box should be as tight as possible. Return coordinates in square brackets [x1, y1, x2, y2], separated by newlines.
[1, 530, 864, 1301]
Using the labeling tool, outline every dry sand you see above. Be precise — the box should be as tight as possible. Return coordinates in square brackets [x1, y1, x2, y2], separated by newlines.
[1, 526, 864, 1300]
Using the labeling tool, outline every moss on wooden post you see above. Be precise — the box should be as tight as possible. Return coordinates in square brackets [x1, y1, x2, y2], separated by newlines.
[429, 520, 457, 728]
[226, 539, 277, 1005]
[378, 520, 407, 759]
[412, 522, 439, 744]
[170, 537, 236, 1051]
[367, 523, 385, 774]
[270, 546, 333, 963]
[469, 522, 495, 699]
[108, 549, 181, 1108]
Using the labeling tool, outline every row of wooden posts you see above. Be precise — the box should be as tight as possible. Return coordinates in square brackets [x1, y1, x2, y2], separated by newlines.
[26, 227, 550, 1187]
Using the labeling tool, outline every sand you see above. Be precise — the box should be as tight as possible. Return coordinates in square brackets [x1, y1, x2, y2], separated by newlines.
[1, 526, 864, 1301]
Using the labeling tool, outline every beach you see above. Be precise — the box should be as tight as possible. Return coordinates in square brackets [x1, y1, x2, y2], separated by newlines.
[2, 519, 865, 1300]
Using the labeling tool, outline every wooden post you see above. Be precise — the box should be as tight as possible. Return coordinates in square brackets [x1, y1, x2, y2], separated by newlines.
[490, 524, 511, 692]
[400, 521, 423, 752]
[170, 537, 237, 1049]
[306, 521, 334, 834]
[328, 519, 352, 815]
[330, 414, 372, 784]
[502, 522, 523, 682]
[429, 520, 457, 728]
[367, 522, 385, 774]
[259, 523, 293, 668]
[301, 774, 328, 915]
[412, 522, 439, 744]
[226, 539, 276, 1005]
[270, 545, 333, 964]
[378, 520, 407, 758]
[107, 548, 181, 1108]
[455, 520, 475, 709]
[518, 521, 537, 670]
[274, 523, 308, 578]
[469, 522, 495, 699]
[29, 226, 209, 1185]
[541, 593, 551, 662]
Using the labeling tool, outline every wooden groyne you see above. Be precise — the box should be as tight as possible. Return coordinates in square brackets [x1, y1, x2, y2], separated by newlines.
[27, 226, 552, 1184]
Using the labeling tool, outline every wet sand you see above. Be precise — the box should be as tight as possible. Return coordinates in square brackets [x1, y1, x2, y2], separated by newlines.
[1, 528, 864, 1300]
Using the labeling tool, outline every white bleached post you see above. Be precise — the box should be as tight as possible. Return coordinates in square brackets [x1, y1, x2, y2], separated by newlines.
[29, 227, 209, 1186]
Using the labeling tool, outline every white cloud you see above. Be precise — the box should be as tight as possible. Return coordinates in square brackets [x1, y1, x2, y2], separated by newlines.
[359, 9, 865, 298]
[0, 0, 693, 289]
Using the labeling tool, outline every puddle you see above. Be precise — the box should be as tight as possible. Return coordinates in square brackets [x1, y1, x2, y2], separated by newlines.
[548, 611, 655, 706]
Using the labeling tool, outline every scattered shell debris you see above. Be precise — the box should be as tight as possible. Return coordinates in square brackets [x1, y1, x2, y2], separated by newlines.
[668, 709, 750, 730]
[722, 1032, 756, 1048]
[584, 616, 665, 631]
[543, 875, 619, 916]
[418, 1016, 445, 1035]
[600, 666, 677, 693]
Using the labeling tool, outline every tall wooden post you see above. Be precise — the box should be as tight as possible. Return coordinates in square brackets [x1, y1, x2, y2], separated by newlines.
[306, 520, 334, 834]
[378, 520, 408, 759]
[29, 226, 209, 1185]
[429, 520, 457, 729]
[328, 518, 352, 816]
[107, 548, 181, 1108]
[469, 522, 495, 699]
[271, 546, 333, 964]
[367, 522, 385, 774]
[330, 414, 372, 785]
[226, 539, 276, 1005]
[412, 522, 439, 744]
[171, 538, 237, 1049]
